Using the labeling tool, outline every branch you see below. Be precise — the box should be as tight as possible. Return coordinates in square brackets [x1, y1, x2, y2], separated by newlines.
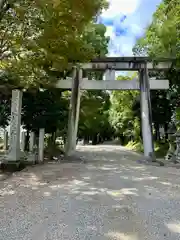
[0, 0, 14, 22]
[0, 0, 6, 10]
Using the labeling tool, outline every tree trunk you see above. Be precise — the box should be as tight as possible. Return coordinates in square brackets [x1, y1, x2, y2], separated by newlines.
[51, 131, 56, 145]
[83, 135, 89, 145]
[92, 134, 97, 145]
[25, 130, 30, 151]
[164, 123, 169, 142]
[154, 123, 160, 141]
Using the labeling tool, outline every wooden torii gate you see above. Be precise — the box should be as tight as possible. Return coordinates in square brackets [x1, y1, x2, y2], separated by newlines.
[56, 57, 173, 160]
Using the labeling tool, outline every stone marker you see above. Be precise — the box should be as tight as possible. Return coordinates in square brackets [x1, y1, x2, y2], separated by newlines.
[26, 131, 36, 165]
[26, 132, 37, 165]
[20, 131, 26, 152]
[6, 90, 23, 162]
[29, 132, 35, 152]
[38, 128, 45, 162]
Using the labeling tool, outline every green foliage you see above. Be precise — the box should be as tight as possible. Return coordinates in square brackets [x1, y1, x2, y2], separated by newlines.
[79, 90, 113, 141]
[0, 0, 111, 144]
[175, 108, 180, 130]
[83, 23, 110, 57]
[126, 140, 169, 158]
[133, 0, 179, 60]
[75, 20, 111, 142]
[0, 0, 108, 88]
[0, 91, 11, 127]
[22, 89, 69, 135]
[109, 74, 141, 143]
[126, 141, 143, 153]
[132, 0, 180, 150]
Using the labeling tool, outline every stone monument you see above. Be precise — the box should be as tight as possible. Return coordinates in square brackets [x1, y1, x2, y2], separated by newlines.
[6, 90, 24, 162]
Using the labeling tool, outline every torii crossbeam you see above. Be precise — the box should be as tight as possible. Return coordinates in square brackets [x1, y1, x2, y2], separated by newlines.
[56, 78, 169, 90]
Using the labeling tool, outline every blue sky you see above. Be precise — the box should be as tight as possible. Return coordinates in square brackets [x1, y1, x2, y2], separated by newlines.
[98, 0, 162, 56]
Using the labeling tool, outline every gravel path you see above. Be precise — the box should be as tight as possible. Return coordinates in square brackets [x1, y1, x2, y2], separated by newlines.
[0, 144, 180, 240]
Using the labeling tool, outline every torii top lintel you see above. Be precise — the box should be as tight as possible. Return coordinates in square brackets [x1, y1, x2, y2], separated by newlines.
[81, 56, 176, 71]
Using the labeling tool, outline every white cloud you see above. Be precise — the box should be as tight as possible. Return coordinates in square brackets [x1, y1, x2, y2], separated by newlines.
[101, 0, 140, 17]
[130, 24, 142, 34]
[108, 36, 134, 56]
[101, 0, 162, 56]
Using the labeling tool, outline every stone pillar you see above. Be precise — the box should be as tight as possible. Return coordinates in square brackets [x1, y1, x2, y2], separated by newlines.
[139, 66, 154, 158]
[38, 128, 45, 162]
[65, 68, 80, 156]
[72, 69, 83, 150]
[104, 69, 110, 80]
[105, 69, 115, 80]
[26, 131, 36, 164]
[110, 70, 115, 80]
[20, 131, 26, 152]
[3, 129, 8, 151]
[29, 132, 35, 152]
[6, 90, 23, 162]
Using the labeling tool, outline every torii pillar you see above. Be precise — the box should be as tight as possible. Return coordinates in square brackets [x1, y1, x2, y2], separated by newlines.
[72, 69, 83, 150]
[139, 65, 154, 158]
[65, 68, 82, 156]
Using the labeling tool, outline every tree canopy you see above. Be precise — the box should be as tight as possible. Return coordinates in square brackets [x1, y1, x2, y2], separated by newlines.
[0, 0, 108, 88]
[130, 0, 179, 152]
[0, 0, 111, 141]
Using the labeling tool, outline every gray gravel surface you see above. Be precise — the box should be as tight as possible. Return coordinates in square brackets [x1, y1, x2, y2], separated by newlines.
[0, 144, 180, 240]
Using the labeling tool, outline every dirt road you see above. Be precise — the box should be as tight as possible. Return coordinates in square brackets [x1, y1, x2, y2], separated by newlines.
[0, 144, 180, 239]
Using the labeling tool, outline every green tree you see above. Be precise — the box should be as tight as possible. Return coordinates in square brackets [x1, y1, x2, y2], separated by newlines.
[79, 90, 112, 144]
[0, 0, 110, 145]
[109, 75, 140, 144]
[76, 21, 111, 144]
[0, 71, 16, 128]
[21, 89, 69, 150]
[132, 0, 180, 143]
[22, 89, 68, 135]
[0, 0, 112, 152]
[133, 0, 179, 60]
[20, 19, 110, 147]
[0, 91, 11, 128]
[0, 0, 108, 88]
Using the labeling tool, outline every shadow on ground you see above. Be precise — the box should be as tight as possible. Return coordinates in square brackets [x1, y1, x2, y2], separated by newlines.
[0, 144, 180, 239]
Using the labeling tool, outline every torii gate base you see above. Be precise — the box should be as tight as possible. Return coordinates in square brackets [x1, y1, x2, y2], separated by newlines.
[61, 57, 171, 161]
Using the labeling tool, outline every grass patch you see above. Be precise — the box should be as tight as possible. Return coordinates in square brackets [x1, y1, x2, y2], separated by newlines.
[126, 140, 169, 158]
[44, 142, 64, 160]
[154, 141, 169, 158]
[126, 141, 143, 152]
